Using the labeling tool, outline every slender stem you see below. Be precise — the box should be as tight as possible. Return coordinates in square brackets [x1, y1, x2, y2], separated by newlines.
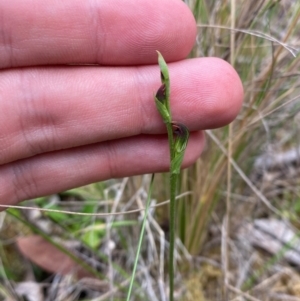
[126, 174, 155, 301]
[169, 172, 178, 301]
[166, 123, 174, 158]
[166, 120, 176, 301]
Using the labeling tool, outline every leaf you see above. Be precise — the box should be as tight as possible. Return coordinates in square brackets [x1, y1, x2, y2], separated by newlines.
[154, 96, 171, 123]
[82, 230, 101, 249]
[171, 152, 185, 175]
[17, 235, 95, 279]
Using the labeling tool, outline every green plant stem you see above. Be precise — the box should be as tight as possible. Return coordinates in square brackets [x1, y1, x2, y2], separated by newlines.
[126, 174, 155, 301]
[166, 123, 174, 155]
[169, 172, 178, 301]
[166, 115, 176, 301]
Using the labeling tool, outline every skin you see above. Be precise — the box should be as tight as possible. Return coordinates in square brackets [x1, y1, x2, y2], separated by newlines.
[0, 0, 244, 205]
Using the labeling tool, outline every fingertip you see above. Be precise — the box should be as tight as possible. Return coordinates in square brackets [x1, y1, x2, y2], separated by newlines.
[158, 0, 197, 62]
[170, 57, 244, 130]
[103, 0, 197, 64]
[205, 57, 244, 126]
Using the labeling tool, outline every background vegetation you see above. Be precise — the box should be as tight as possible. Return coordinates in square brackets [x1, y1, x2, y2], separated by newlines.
[1, 0, 300, 300]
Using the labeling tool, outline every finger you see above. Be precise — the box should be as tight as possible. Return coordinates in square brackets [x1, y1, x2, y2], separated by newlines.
[0, 132, 205, 204]
[0, 0, 196, 68]
[0, 57, 243, 165]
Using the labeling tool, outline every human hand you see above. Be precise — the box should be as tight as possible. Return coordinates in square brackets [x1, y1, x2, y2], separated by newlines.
[0, 0, 243, 205]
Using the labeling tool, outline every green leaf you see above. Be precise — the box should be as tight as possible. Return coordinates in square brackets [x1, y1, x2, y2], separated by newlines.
[82, 229, 101, 249]
[154, 96, 171, 123]
[171, 152, 185, 174]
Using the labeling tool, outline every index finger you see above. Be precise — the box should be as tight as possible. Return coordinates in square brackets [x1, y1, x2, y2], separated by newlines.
[0, 0, 196, 68]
